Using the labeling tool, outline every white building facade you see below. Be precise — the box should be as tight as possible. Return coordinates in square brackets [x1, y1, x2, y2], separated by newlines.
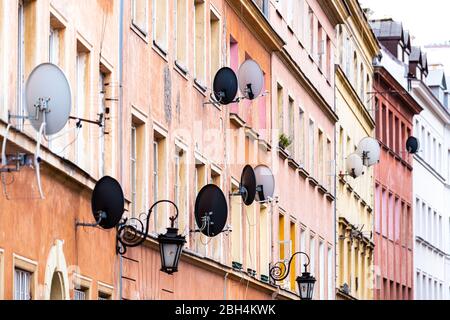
[411, 64, 450, 300]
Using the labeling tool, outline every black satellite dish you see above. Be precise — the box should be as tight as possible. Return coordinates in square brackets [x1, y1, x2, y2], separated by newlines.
[406, 136, 420, 154]
[213, 67, 238, 105]
[91, 176, 125, 229]
[194, 184, 228, 237]
[239, 165, 257, 206]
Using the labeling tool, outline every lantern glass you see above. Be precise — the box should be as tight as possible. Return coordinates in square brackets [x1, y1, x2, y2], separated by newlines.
[158, 228, 186, 274]
[296, 272, 316, 300]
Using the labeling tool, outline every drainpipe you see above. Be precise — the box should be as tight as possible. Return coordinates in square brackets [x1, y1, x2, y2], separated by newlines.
[118, 0, 124, 301]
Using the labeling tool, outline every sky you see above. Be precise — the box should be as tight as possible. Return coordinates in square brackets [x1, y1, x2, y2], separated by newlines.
[359, 0, 450, 45]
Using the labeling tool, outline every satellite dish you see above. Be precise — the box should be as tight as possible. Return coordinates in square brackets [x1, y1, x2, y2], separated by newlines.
[25, 63, 71, 135]
[356, 137, 381, 167]
[91, 176, 125, 229]
[238, 59, 264, 100]
[345, 153, 364, 178]
[213, 67, 238, 105]
[254, 165, 275, 202]
[194, 184, 228, 237]
[406, 136, 420, 154]
[240, 165, 257, 206]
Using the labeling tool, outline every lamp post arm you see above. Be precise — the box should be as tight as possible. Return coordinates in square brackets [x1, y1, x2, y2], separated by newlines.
[269, 251, 310, 282]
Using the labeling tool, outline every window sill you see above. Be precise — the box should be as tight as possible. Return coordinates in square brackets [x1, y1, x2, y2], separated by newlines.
[193, 78, 207, 96]
[130, 23, 149, 43]
[174, 60, 189, 79]
[152, 40, 168, 62]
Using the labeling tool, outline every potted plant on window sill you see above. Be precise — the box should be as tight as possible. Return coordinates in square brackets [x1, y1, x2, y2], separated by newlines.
[278, 133, 292, 158]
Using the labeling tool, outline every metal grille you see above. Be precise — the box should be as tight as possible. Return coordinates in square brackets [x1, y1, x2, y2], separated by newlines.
[74, 289, 86, 300]
[14, 269, 31, 300]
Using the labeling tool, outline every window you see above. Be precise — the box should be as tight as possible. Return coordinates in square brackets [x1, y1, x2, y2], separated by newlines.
[326, 37, 332, 79]
[14, 269, 31, 300]
[309, 235, 316, 277]
[317, 24, 323, 66]
[288, 97, 295, 154]
[194, 159, 207, 255]
[309, 120, 315, 174]
[132, 0, 148, 35]
[375, 185, 381, 233]
[245, 204, 257, 271]
[388, 193, 394, 240]
[277, 84, 284, 134]
[231, 181, 242, 264]
[98, 292, 111, 300]
[388, 111, 393, 150]
[327, 247, 333, 300]
[76, 40, 91, 168]
[209, 166, 222, 262]
[131, 116, 146, 219]
[318, 130, 324, 183]
[299, 228, 306, 268]
[175, 0, 188, 63]
[289, 222, 296, 291]
[382, 188, 387, 237]
[259, 205, 269, 277]
[394, 197, 400, 242]
[49, 23, 60, 65]
[194, 0, 206, 84]
[17, 0, 33, 131]
[319, 241, 325, 299]
[298, 108, 305, 164]
[360, 64, 364, 99]
[286, 0, 294, 27]
[278, 214, 285, 262]
[308, 8, 314, 55]
[209, 9, 221, 86]
[153, 0, 168, 51]
[381, 104, 387, 144]
[0, 249, 3, 300]
[74, 288, 88, 300]
[175, 145, 188, 235]
[97, 282, 113, 300]
[153, 131, 167, 233]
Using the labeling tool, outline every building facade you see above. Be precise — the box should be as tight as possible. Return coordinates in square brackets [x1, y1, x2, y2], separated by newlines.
[370, 19, 422, 300]
[267, 0, 341, 300]
[0, 0, 120, 300]
[411, 63, 450, 300]
[333, 0, 380, 300]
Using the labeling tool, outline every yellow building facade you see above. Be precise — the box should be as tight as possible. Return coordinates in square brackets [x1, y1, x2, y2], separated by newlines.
[333, 0, 380, 300]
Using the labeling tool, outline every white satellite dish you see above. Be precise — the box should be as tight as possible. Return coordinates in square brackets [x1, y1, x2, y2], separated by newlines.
[238, 59, 264, 100]
[345, 153, 364, 178]
[254, 165, 275, 202]
[25, 63, 71, 136]
[356, 137, 380, 167]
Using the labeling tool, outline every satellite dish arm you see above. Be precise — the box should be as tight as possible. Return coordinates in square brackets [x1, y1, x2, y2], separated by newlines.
[1, 124, 11, 166]
[35, 122, 45, 199]
[116, 200, 179, 255]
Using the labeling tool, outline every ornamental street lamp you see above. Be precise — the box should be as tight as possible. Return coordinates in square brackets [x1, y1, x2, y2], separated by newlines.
[270, 251, 316, 300]
[116, 200, 186, 274]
